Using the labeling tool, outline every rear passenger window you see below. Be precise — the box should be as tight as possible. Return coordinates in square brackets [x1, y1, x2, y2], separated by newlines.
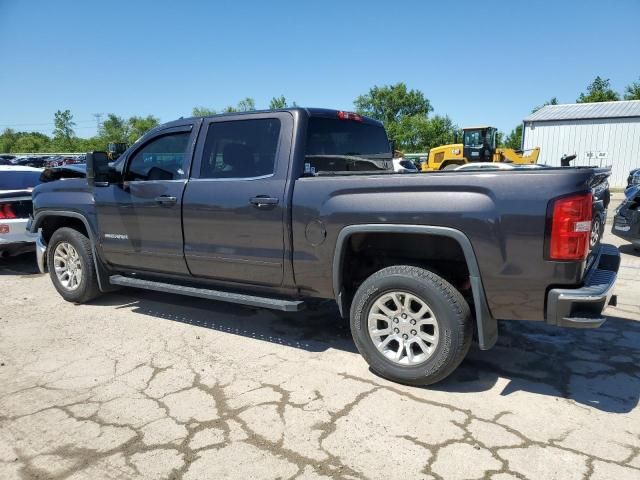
[200, 119, 281, 179]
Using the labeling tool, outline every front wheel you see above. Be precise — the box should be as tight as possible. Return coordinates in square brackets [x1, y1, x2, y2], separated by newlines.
[47, 227, 101, 303]
[350, 265, 472, 386]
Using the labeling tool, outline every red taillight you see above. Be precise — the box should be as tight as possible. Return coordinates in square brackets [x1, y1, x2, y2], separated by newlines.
[337, 111, 363, 121]
[547, 193, 592, 261]
[0, 203, 17, 219]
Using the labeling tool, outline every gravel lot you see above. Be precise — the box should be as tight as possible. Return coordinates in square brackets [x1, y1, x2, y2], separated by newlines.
[1, 226, 639, 479]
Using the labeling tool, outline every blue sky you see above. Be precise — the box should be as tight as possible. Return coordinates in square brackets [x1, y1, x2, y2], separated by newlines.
[1, 0, 639, 137]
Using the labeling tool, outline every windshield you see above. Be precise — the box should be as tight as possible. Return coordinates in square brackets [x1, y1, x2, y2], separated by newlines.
[0, 171, 42, 190]
[463, 129, 496, 149]
[463, 130, 483, 147]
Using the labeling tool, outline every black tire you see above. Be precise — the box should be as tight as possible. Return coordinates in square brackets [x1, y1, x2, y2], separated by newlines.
[350, 265, 472, 386]
[47, 227, 101, 303]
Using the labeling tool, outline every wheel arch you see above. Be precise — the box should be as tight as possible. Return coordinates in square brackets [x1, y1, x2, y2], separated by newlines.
[31, 210, 113, 292]
[332, 224, 498, 350]
[31, 210, 95, 239]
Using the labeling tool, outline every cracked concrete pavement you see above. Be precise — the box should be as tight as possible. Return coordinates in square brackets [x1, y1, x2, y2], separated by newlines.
[1, 228, 639, 480]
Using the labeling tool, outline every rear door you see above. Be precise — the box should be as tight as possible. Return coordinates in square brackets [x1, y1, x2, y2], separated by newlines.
[94, 123, 199, 274]
[182, 112, 292, 286]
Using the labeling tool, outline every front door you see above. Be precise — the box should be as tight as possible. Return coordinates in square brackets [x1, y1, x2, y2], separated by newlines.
[95, 125, 198, 274]
[182, 113, 292, 286]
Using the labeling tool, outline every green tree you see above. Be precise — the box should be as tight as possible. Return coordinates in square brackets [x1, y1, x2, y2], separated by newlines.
[624, 77, 640, 100]
[0, 128, 17, 153]
[52, 109, 76, 149]
[128, 115, 160, 143]
[577, 76, 620, 103]
[269, 95, 288, 109]
[12, 132, 52, 152]
[503, 124, 523, 150]
[192, 106, 217, 116]
[74, 136, 104, 152]
[236, 97, 256, 112]
[100, 114, 129, 143]
[386, 114, 457, 153]
[532, 97, 558, 113]
[354, 83, 434, 151]
[194, 97, 257, 116]
[422, 115, 457, 150]
[354, 83, 432, 125]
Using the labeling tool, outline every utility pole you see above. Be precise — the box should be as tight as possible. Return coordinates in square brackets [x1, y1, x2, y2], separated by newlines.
[92, 113, 103, 135]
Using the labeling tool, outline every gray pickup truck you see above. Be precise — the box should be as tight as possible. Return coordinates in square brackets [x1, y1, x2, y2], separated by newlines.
[29, 108, 620, 385]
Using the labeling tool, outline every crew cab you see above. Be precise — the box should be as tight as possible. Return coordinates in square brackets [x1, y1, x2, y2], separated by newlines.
[29, 108, 620, 385]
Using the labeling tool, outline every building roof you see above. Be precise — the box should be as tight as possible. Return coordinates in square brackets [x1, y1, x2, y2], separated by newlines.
[524, 100, 640, 122]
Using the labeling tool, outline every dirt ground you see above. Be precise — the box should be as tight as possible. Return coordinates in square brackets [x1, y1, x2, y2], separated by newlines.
[1, 225, 639, 480]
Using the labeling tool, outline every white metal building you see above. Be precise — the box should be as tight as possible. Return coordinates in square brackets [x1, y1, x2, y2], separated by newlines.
[522, 100, 640, 187]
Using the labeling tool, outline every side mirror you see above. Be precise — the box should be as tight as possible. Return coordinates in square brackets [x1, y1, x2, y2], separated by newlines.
[86, 151, 115, 186]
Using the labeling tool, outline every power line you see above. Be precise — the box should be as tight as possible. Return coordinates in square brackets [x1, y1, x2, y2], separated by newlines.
[0, 120, 97, 127]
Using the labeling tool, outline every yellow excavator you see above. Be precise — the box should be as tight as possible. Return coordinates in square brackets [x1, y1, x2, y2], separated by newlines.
[420, 126, 540, 171]
[107, 142, 128, 161]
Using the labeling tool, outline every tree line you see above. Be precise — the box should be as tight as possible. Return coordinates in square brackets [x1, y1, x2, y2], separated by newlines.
[1, 76, 638, 154]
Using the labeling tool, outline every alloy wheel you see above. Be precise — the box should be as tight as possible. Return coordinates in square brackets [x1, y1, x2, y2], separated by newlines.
[367, 291, 439, 365]
[53, 242, 82, 291]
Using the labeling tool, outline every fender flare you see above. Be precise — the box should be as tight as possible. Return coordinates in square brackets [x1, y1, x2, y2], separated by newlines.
[30, 210, 114, 292]
[332, 224, 498, 350]
[31, 210, 95, 237]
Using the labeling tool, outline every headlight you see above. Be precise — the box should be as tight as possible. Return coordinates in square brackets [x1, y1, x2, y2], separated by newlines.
[633, 173, 640, 185]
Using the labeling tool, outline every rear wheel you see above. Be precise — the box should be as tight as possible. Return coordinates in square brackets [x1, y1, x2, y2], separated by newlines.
[48, 227, 101, 303]
[350, 265, 472, 386]
[590, 214, 603, 249]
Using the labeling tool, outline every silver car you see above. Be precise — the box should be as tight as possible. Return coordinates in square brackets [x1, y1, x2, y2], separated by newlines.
[0, 166, 41, 257]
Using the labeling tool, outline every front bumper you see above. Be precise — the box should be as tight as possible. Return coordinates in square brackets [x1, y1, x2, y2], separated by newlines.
[546, 244, 620, 328]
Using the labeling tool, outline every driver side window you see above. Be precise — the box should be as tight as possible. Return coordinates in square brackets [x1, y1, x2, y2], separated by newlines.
[126, 132, 190, 181]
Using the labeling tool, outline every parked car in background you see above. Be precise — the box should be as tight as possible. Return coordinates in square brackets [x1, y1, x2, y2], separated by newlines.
[612, 185, 640, 250]
[0, 165, 41, 257]
[627, 168, 640, 191]
[39, 164, 86, 182]
[392, 158, 419, 173]
[13, 156, 48, 168]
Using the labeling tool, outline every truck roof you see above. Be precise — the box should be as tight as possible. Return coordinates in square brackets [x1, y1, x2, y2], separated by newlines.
[165, 108, 384, 128]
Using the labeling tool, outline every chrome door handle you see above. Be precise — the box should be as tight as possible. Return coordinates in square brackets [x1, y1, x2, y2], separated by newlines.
[249, 196, 279, 208]
[154, 195, 177, 204]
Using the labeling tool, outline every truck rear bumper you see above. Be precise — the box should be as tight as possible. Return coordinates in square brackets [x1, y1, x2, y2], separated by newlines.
[546, 244, 620, 329]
